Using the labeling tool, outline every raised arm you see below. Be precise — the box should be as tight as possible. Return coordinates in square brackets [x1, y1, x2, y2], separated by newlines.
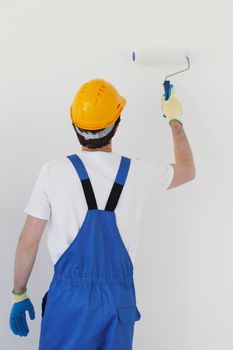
[168, 120, 195, 189]
[161, 84, 195, 189]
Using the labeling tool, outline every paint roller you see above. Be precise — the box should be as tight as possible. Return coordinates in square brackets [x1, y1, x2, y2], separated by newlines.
[132, 48, 190, 101]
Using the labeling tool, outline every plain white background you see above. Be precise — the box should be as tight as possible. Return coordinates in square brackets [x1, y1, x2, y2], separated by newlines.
[1, 0, 233, 349]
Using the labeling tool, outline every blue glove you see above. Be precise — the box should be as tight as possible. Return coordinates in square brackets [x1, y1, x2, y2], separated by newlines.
[9, 289, 35, 337]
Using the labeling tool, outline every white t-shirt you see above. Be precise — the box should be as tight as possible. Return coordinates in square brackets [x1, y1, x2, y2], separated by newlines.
[24, 151, 174, 266]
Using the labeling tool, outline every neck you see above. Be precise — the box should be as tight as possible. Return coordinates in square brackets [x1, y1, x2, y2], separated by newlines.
[81, 143, 112, 152]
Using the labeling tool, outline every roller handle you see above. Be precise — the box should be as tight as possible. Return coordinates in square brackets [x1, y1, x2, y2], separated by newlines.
[163, 80, 172, 101]
[163, 80, 173, 118]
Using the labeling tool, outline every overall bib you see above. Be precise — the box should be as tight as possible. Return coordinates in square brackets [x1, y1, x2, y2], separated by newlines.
[38, 154, 141, 350]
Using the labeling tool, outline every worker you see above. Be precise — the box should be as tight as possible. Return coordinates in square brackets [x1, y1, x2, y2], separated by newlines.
[9, 78, 195, 349]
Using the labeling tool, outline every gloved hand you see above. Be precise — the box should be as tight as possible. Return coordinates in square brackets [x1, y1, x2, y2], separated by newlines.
[9, 289, 35, 336]
[161, 84, 183, 126]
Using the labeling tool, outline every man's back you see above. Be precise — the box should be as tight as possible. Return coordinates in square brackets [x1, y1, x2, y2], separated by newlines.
[24, 150, 174, 266]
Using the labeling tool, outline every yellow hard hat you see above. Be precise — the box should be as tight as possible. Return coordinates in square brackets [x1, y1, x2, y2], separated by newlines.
[70, 78, 126, 130]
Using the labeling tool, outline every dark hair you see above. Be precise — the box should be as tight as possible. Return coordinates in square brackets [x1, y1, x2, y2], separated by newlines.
[72, 116, 121, 149]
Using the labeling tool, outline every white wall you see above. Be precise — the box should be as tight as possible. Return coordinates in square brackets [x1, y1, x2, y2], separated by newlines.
[1, 0, 233, 349]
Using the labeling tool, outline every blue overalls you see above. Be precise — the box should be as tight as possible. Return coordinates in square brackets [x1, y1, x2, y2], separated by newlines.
[38, 153, 141, 350]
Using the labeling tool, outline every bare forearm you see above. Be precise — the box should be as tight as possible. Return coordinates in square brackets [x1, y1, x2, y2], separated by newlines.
[13, 236, 39, 293]
[170, 120, 195, 169]
[12, 215, 47, 294]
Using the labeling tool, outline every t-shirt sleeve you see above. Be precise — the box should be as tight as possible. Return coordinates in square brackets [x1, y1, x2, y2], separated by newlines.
[24, 164, 51, 220]
[135, 158, 174, 202]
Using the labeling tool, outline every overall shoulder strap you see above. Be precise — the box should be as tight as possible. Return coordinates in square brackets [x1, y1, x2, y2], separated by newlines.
[67, 154, 98, 210]
[105, 156, 131, 212]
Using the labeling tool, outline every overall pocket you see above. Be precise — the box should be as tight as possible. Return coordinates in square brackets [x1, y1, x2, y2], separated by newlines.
[117, 305, 141, 323]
